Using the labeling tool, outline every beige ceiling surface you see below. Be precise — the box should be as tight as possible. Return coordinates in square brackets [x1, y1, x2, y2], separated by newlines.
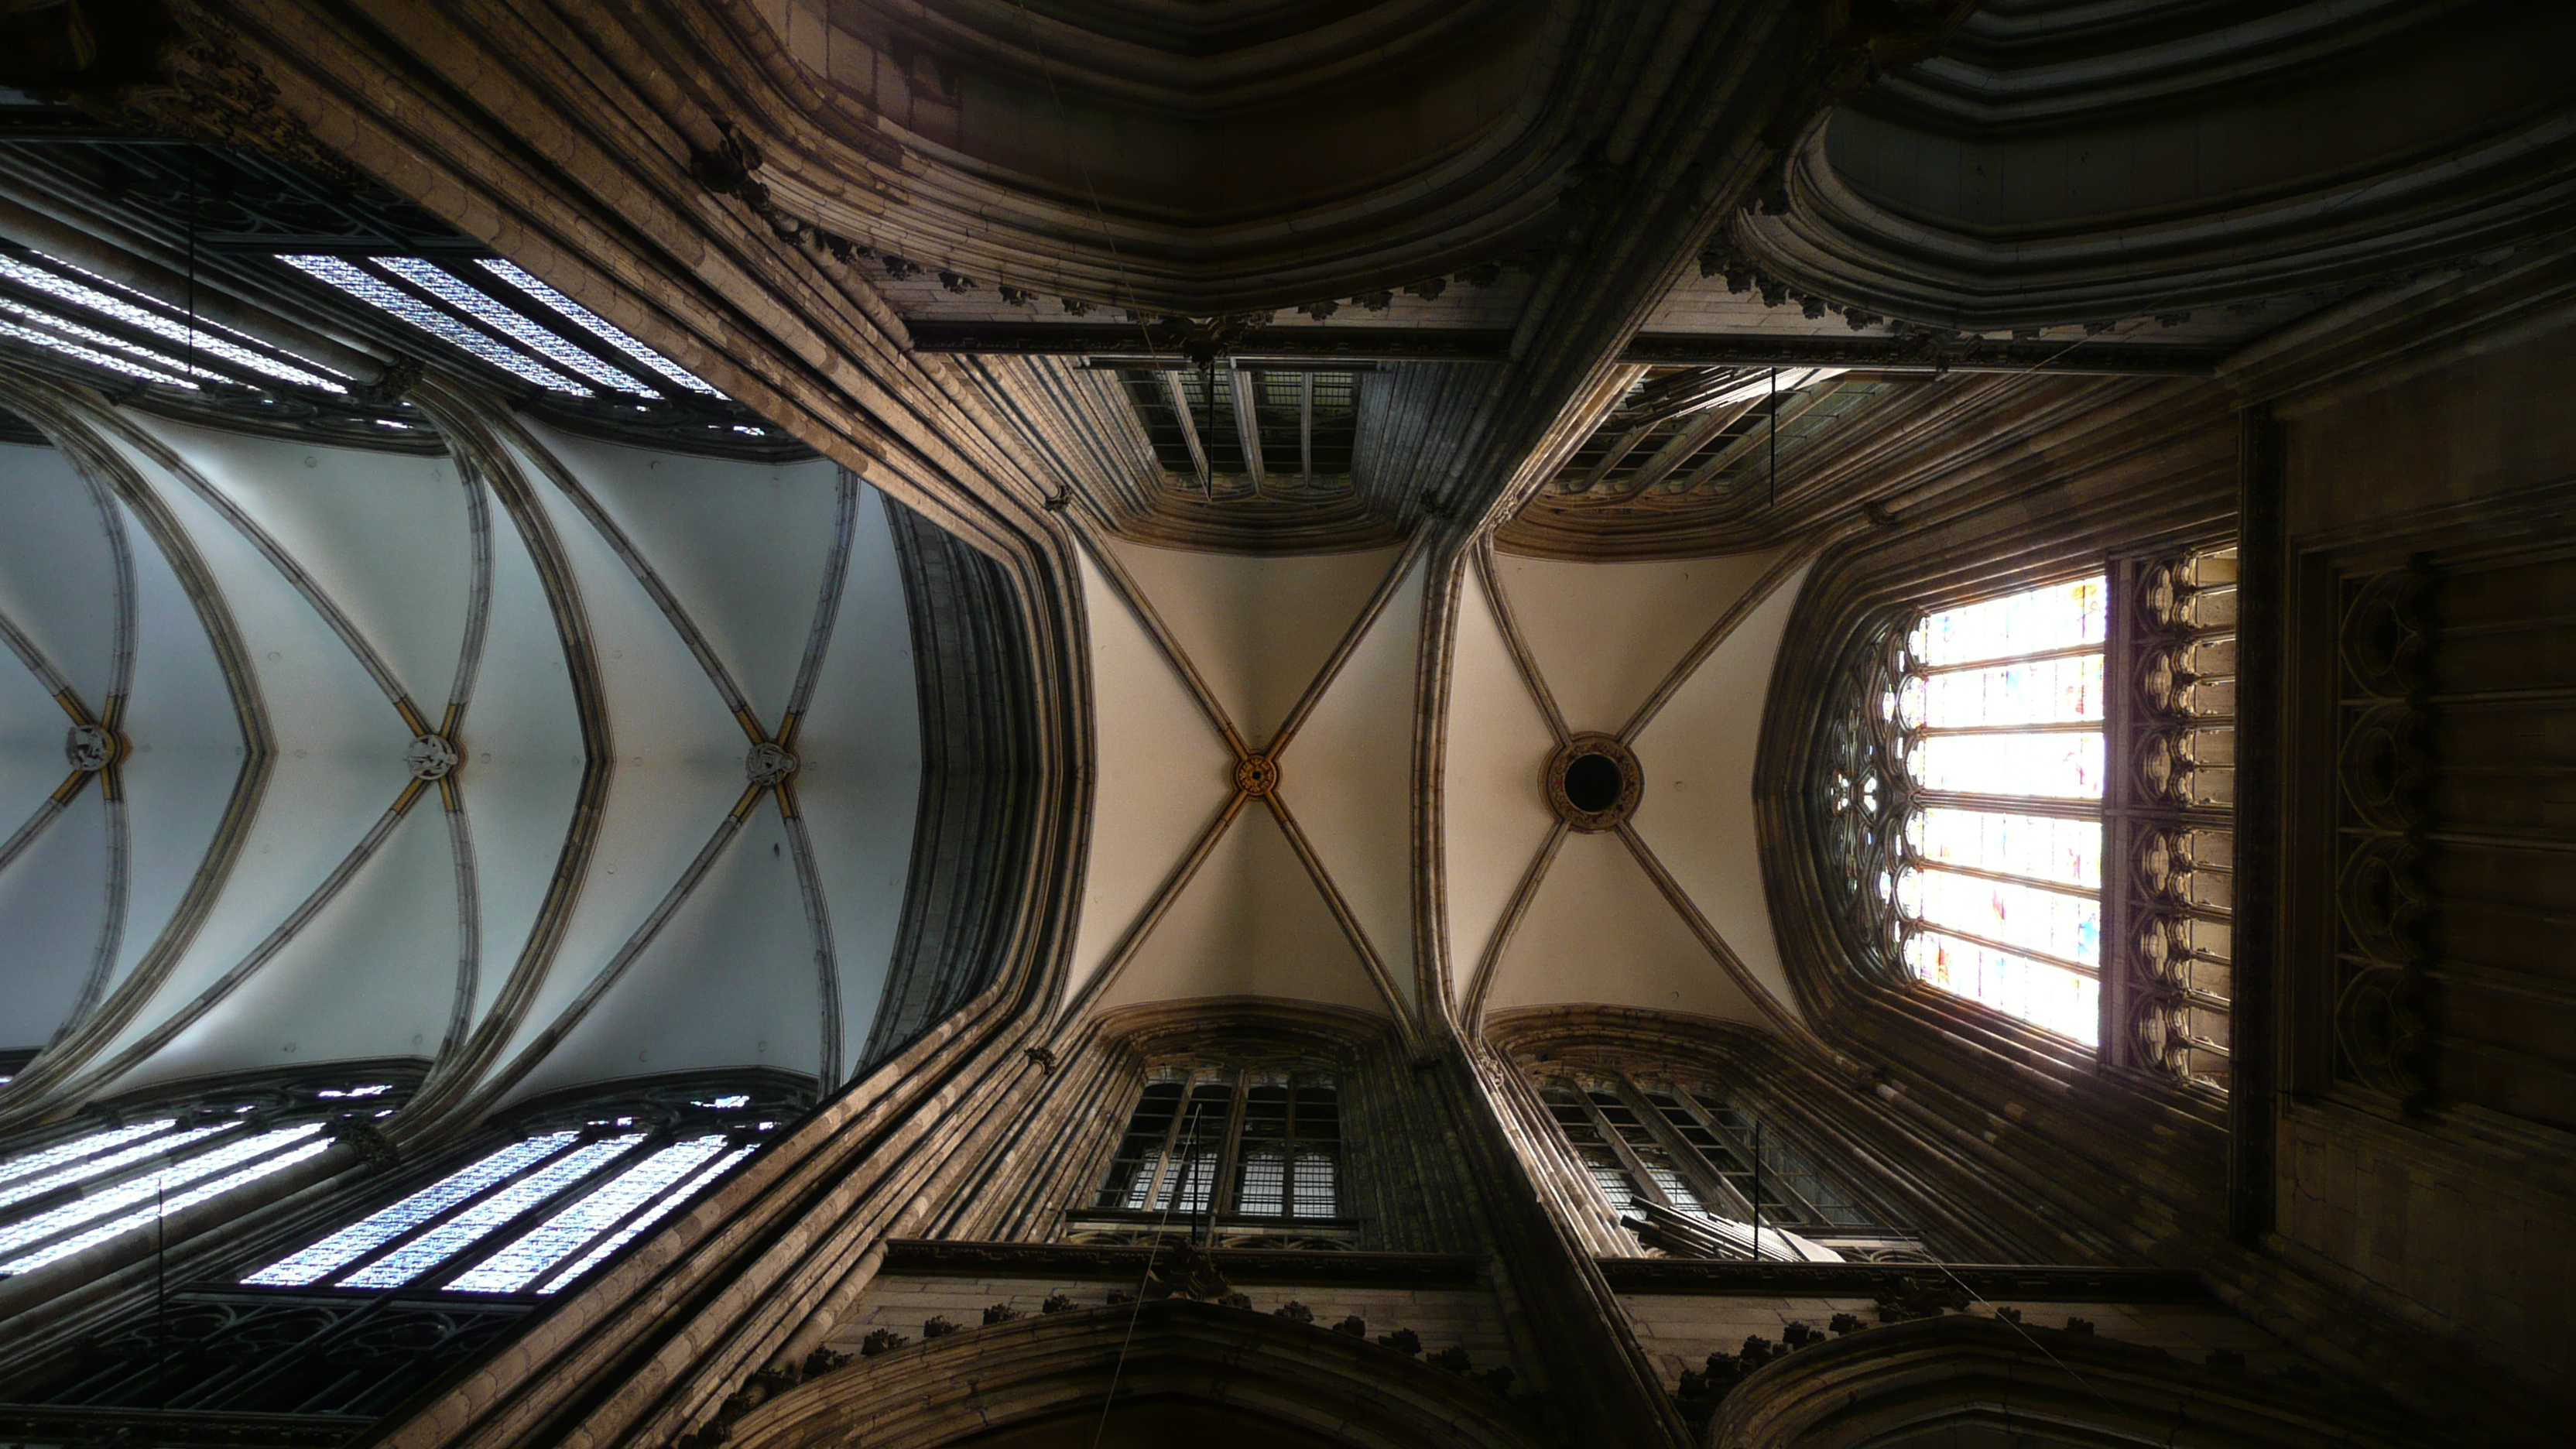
[1440, 562, 1561, 1014]
[1065, 536, 1416, 1023]
[1447, 546, 1810, 1033]
[1067, 527, 1815, 1040]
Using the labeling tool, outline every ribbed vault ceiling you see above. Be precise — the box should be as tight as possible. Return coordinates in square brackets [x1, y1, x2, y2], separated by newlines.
[0, 379, 928, 1125]
[1064, 523, 1817, 1040]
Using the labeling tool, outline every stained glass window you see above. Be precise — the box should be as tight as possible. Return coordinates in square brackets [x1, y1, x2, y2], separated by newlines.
[0, 1122, 183, 1203]
[242, 1132, 579, 1287]
[1821, 552, 2238, 1089]
[278, 255, 593, 396]
[0, 316, 199, 388]
[0, 253, 347, 392]
[374, 258, 660, 397]
[535, 1143, 755, 1293]
[444, 1135, 731, 1293]
[239, 1091, 780, 1297]
[0, 1125, 329, 1273]
[475, 258, 727, 397]
[1826, 576, 2108, 1043]
[339, 1136, 644, 1289]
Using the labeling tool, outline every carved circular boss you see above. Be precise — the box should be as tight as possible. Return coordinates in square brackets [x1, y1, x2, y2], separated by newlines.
[1543, 733, 1642, 832]
[1234, 754, 1279, 798]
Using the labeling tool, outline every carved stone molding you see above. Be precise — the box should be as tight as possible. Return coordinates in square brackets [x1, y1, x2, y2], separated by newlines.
[2329, 561, 2437, 1109]
[1732, 2, 2576, 335]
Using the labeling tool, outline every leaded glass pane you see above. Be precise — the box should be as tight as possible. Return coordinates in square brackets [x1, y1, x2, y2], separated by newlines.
[1583, 1159, 1639, 1211]
[241, 1132, 579, 1287]
[1910, 577, 2105, 666]
[1904, 932, 2099, 1043]
[0, 1121, 183, 1201]
[1290, 1153, 1338, 1218]
[1907, 809, 2099, 889]
[375, 259, 659, 396]
[0, 255, 345, 391]
[340, 1135, 642, 1289]
[279, 255, 592, 396]
[0, 317, 197, 387]
[446, 1136, 731, 1293]
[1160, 1149, 1221, 1214]
[1909, 732, 2104, 799]
[0, 1125, 329, 1273]
[476, 258, 726, 397]
[1903, 653, 2102, 728]
[1095, 1081, 1184, 1210]
[1237, 1149, 1286, 1216]
[534, 1144, 755, 1294]
[1896, 871, 2100, 967]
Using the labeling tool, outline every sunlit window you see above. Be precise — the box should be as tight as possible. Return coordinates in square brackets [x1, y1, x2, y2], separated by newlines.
[0, 252, 347, 392]
[375, 257, 660, 397]
[0, 1124, 331, 1275]
[1824, 577, 2108, 1043]
[474, 258, 726, 397]
[279, 254, 593, 396]
[241, 1094, 776, 1297]
[0, 316, 200, 389]
[1896, 578, 2105, 1040]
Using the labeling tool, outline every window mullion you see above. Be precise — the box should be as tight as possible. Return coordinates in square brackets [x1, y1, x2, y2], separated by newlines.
[1620, 1077, 1729, 1216]
[312, 1135, 584, 1286]
[2103, 552, 2143, 1068]
[1210, 1070, 1250, 1226]
[1913, 790, 2103, 822]
[1584, 1093, 1680, 1213]
[408, 1134, 656, 1292]
[1138, 1080, 1189, 1214]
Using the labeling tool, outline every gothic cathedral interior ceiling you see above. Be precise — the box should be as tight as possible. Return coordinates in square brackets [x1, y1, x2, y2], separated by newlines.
[0, 1, 2566, 1446]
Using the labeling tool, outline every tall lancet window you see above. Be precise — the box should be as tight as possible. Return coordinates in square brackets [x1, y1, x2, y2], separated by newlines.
[1821, 553, 2235, 1089]
[241, 1096, 779, 1297]
[1074, 1066, 1349, 1249]
[0, 1081, 388, 1280]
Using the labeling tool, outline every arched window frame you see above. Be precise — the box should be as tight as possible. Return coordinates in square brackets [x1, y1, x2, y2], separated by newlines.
[1526, 1068, 1923, 1263]
[1814, 542, 2239, 1094]
[1069, 1061, 1351, 1249]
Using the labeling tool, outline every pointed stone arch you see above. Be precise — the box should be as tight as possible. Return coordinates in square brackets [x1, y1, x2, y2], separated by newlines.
[718, 1298, 1550, 1449]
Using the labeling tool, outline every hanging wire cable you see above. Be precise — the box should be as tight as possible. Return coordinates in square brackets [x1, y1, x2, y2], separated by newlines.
[1922, 1255, 2124, 1416]
[1766, 367, 1778, 512]
[1091, 1101, 1213, 1449]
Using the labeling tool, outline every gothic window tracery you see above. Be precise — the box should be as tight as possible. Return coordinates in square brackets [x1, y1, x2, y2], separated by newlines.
[1531, 1072, 1921, 1262]
[242, 1088, 784, 1296]
[1818, 553, 2236, 1091]
[0, 1077, 391, 1281]
[1070, 1065, 1348, 1249]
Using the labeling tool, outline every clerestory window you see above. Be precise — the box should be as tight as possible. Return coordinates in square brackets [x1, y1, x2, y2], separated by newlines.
[1533, 1073, 1920, 1262]
[240, 1093, 780, 1296]
[1071, 1067, 1348, 1248]
[1819, 553, 2237, 1089]
[0, 1081, 388, 1279]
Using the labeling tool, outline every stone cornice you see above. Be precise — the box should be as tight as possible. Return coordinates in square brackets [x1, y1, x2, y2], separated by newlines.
[1595, 1258, 2211, 1300]
[879, 1238, 1486, 1286]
